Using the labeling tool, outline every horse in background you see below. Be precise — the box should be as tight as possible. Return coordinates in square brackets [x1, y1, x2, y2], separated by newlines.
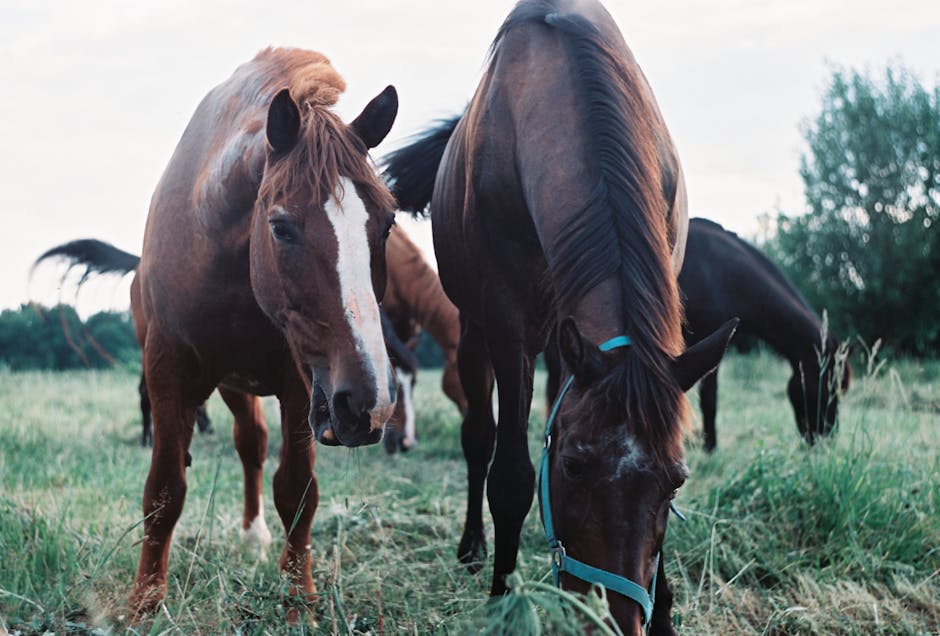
[680, 218, 851, 449]
[546, 218, 852, 452]
[379, 224, 467, 453]
[384, 2, 735, 632]
[380, 309, 421, 453]
[36, 47, 400, 617]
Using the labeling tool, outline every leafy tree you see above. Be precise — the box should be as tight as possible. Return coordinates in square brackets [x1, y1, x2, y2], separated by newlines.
[766, 64, 940, 355]
[0, 304, 138, 370]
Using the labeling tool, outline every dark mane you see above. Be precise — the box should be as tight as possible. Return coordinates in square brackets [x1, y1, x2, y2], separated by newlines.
[494, 1, 687, 456]
[257, 50, 395, 212]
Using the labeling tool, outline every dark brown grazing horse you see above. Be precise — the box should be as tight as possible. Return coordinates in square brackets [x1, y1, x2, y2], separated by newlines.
[39, 48, 400, 617]
[680, 218, 851, 449]
[546, 217, 853, 452]
[384, 2, 735, 632]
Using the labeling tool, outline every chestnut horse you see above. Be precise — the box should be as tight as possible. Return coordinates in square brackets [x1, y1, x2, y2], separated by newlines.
[380, 224, 467, 452]
[40, 48, 399, 615]
[546, 217, 852, 452]
[384, 1, 735, 632]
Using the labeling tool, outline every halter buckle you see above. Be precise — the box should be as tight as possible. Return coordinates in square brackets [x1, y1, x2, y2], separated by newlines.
[551, 542, 567, 569]
[544, 433, 552, 450]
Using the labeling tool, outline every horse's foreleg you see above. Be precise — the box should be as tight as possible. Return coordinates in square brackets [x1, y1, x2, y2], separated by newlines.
[485, 328, 535, 596]
[219, 387, 271, 558]
[456, 319, 496, 573]
[130, 340, 201, 616]
[700, 369, 718, 453]
[138, 373, 152, 447]
[543, 326, 562, 415]
[649, 554, 677, 636]
[272, 373, 318, 619]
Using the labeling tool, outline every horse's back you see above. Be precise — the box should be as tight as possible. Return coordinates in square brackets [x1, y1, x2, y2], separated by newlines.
[680, 218, 813, 345]
[138, 48, 342, 350]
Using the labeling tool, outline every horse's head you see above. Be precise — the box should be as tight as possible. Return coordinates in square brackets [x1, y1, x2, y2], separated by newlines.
[251, 85, 399, 447]
[383, 367, 418, 454]
[547, 318, 737, 629]
[788, 336, 852, 444]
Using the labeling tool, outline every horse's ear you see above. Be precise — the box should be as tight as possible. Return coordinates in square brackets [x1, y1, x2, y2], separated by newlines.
[558, 317, 604, 383]
[672, 318, 739, 392]
[267, 88, 301, 154]
[349, 85, 398, 149]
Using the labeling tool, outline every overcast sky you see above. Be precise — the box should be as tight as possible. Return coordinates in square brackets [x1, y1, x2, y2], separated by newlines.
[4, 0, 939, 315]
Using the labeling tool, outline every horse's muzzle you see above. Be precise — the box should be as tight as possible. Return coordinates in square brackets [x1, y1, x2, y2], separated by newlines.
[309, 381, 384, 447]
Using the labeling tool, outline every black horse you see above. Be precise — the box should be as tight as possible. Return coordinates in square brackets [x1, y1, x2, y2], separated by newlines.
[547, 217, 852, 452]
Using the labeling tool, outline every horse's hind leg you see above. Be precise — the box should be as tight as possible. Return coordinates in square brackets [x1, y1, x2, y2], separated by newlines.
[456, 319, 496, 573]
[272, 371, 319, 620]
[130, 336, 204, 615]
[700, 369, 718, 453]
[219, 387, 271, 558]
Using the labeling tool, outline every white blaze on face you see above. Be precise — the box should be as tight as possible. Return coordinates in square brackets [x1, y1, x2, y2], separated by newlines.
[610, 433, 650, 479]
[324, 178, 394, 429]
[397, 368, 417, 449]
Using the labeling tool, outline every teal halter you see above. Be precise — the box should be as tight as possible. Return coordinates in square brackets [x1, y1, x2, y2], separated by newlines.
[538, 334, 677, 628]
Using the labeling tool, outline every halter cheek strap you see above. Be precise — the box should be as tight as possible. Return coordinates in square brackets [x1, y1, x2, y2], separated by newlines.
[538, 334, 683, 628]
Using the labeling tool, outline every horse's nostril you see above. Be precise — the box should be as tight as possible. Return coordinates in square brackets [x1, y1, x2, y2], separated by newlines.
[332, 389, 364, 422]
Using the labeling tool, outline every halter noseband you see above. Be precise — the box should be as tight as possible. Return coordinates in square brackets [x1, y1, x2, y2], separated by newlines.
[538, 334, 681, 628]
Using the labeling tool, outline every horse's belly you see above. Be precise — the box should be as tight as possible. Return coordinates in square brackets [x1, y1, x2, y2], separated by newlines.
[218, 372, 277, 397]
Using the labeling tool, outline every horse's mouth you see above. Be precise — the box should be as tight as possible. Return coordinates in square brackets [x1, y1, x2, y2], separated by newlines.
[308, 377, 384, 448]
[309, 382, 342, 446]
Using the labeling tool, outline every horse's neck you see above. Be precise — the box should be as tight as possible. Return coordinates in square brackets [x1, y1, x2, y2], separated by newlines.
[747, 284, 825, 365]
[568, 277, 629, 346]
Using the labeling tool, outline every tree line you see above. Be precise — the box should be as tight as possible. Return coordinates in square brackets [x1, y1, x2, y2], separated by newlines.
[0, 303, 448, 371]
[0, 304, 139, 371]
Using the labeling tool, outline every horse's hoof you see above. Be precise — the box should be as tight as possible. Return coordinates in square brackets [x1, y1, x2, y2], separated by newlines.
[128, 584, 164, 620]
[457, 531, 487, 574]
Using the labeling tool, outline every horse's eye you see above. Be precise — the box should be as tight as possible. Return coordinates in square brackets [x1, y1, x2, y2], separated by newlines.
[383, 215, 395, 240]
[269, 219, 297, 243]
[561, 456, 585, 480]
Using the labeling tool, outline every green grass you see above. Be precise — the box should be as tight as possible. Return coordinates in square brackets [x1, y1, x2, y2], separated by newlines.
[0, 352, 938, 634]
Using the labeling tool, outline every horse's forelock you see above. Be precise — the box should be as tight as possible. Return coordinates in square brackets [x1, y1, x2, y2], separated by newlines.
[597, 353, 689, 468]
[259, 106, 395, 214]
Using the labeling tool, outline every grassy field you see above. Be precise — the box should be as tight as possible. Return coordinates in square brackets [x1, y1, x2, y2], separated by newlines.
[0, 351, 938, 634]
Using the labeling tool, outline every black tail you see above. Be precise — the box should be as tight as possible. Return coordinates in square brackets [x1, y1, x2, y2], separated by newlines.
[32, 239, 140, 288]
[381, 114, 463, 215]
